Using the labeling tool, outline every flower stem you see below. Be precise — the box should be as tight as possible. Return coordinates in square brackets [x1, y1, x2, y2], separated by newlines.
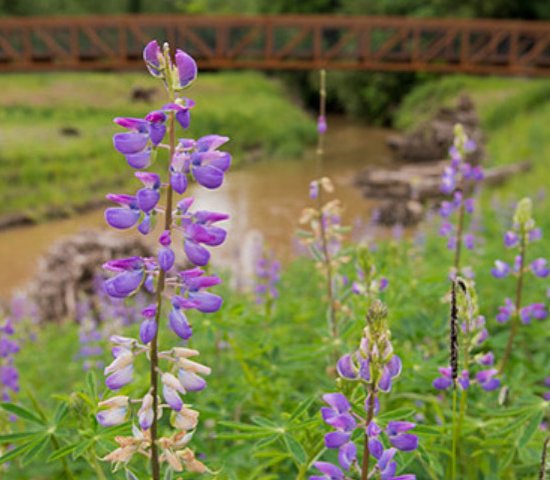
[317, 192, 337, 343]
[539, 435, 550, 480]
[361, 390, 375, 480]
[150, 110, 176, 480]
[451, 387, 457, 480]
[499, 230, 526, 373]
[453, 196, 466, 271]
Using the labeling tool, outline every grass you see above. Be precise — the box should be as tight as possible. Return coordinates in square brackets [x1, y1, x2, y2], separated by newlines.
[0, 71, 315, 220]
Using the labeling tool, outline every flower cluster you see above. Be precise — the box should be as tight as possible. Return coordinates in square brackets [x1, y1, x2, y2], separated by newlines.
[253, 249, 281, 307]
[492, 198, 548, 325]
[0, 315, 19, 403]
[433, 279, 500, 393]
[311, 301, 418, 480]
[438, 124, 484, 275]
[299, 177, 350, 339]
[97, 40, 230, 476]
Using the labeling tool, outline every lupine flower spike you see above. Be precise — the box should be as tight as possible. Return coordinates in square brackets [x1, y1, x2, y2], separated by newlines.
[312, 297, 418, 480]
[299, 177, 350, 345]
[438, 124, 484, 277]
[98, 40, 229, 478]
[492, 198, 548, 372]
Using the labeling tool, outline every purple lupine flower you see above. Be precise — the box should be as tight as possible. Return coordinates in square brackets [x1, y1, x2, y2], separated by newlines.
[104, 194, 141, 230]
[496, 298, 515, 323]
[254, 250, 281, 305]
[317, 115, 327, 135]
[99, 42, 228, 473]
[478, 351, 495, 366]
[143, 40, 163, 77]
[176, 198, 229, 266]
[310, 461, 344, 480]
[520, 303, 548, 323]
[475, 369, 500, 391]
[321, 393, 356, 449]
[139, 304, 157, 344]
[491, 260, 510, 278]
[531, 258, 550, 278]
[135, 172, 161, 213]
[504, 231, 519, 248]
[386, 422, 418, 451]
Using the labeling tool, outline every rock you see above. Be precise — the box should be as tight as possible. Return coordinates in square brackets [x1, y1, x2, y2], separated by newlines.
[377, 200, 424, 226]
[59, 126, 80, 137]
[131, 86, 157, 103]
[26, 230, 153, 323]
[388, 94, 484, 164]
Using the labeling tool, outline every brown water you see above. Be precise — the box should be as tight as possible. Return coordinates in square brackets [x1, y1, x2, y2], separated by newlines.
[0, 118, 393, 298]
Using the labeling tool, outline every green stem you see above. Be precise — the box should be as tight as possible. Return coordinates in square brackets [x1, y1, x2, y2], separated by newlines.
[540, 435, 550, 480]
[50, 435, 75, 480]
[150, 107, 176, 480]
[361, 388, 375, 480]
[317, 191, 337, 344]
[499, 230, 526, 373]
[451, 387, 457, 480]
[453, 197, 466, 271]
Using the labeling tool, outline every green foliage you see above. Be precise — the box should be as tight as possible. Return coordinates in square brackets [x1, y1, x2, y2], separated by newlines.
[0, 71, 315, 219]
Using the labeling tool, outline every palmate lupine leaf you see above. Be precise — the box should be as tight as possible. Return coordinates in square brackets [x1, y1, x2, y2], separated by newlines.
[282, 433, 307, 464]
[21, 434, 51, 465]
[0, 402, 46, 425]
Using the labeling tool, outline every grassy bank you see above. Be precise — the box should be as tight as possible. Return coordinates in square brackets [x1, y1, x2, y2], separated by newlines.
[0, 71, 315, 220]
[394, 75, 550, 199]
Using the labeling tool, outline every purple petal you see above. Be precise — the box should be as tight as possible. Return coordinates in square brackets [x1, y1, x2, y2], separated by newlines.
[338, 441, 356, 471]
[139, 318, 157, 344]
[369, 438, 384, 459]
[325, 431, 351, 449]
[126, 149, 151, 169]
[168, 308, 193, 340]
[192, 164, 224, 189]
[163, 385, 183, 411]
[313, 461, 344, 479]
[386, 421, 416, 435]
[336, 354, 357, 380]
[378, 366, 393, 392]
[170, 171, 188, 195]
[188, 292, 223, 313]
[158, 246, 175, 272]
[387, 355, 402, 377]
[113, 132, 148, 154]
[322, 393, 350, 413]
[389, 433, 418, 451]
[433, 377, 452, 390]
[196, 134, 229, 152]
[104, 270, 144, 298]
[136, 188, 160, 213]
[184, 240, 210, 266]
[105, 365, 133, 390]
[176, 108, 191, 129]
[143, 40, 162, 77]
[105, 208, 140, 230]
[178, 370, 206, 392]
[175, 49, 198, 88]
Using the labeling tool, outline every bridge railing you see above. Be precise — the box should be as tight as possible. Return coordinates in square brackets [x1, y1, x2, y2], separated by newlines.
[0, 15, 549, 75]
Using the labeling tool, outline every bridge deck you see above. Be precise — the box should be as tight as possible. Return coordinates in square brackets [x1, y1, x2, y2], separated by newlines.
[0, 14, 549, 75]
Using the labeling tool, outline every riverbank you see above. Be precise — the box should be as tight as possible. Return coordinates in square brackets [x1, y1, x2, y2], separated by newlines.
[394, 75, 550, 199]
[0, 71, 315, 222]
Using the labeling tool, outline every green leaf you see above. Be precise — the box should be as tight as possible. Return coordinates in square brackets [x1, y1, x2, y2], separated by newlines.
[47, 442, 80, 462]
[376, 408, 415, 422]
[488, 413, 533, 438]
[163, 468, 173, 480]
[0, 431, 45, 444]
[218, 421, 270, 432]
[0, 403, 46, 425]
[0, 441, 35, 464]
[283, 434, 306, 465]
[54, 402, 69, 424]
[21, 435, 51, 465]
[289, 396, 316, 422]
[86, 370, 98, 401]
[518, 410, 544, 449]
[73, 439, 94, 459]
[250, 416, 279, 428]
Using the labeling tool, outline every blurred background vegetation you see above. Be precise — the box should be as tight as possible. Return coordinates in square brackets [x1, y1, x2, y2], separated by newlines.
[2, 0, 550, 126]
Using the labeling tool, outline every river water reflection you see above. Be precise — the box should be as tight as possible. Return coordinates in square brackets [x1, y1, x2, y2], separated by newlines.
[0, 118, 394, 297]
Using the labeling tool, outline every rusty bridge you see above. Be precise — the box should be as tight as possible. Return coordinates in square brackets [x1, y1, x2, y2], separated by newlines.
[1, 14, 550, 75]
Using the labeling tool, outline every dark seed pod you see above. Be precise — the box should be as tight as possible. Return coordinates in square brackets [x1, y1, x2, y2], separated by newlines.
[450, 280, 459, 385]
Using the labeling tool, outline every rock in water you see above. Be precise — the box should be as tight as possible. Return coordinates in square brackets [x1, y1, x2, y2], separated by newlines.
[387, 94, 484, 164]
[26, 231, 152, 323]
